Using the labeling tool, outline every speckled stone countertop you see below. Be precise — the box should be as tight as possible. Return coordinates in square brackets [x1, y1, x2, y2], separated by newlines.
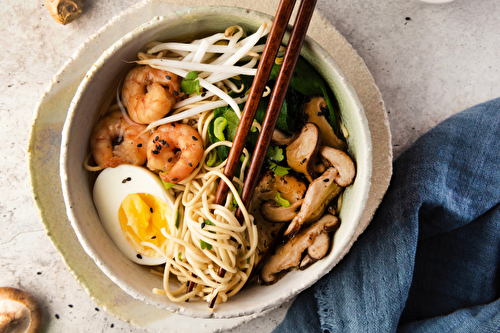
[1, 0, 498, 332]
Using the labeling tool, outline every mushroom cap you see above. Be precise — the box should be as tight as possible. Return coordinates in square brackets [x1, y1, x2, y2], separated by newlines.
[303, 96, 347, 151]
[286, 123, 321, 183]
[0, 287, 43, 333]
[320, 146, 356, 187]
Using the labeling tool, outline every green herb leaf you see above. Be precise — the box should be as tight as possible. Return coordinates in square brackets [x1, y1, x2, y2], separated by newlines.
[200, 239, 212, 251]
[266, 146, 284, 163]
[185, 71, 198, 80]
[181, 71, 201, 95]
[175, 211, 180, 230]
[269, 161, 290, 176]
[274, 192, 291, 208]
[178, 252, 183, 261]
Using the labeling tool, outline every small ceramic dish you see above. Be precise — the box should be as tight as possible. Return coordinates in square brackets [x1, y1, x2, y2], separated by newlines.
[60, 6, 372, 319]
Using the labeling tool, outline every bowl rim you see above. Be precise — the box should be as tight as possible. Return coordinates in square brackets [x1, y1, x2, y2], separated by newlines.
[60, 5, 372, 319]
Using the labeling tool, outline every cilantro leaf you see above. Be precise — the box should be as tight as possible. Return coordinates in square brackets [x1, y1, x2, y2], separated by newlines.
[181, 71, 201, 95]
[269, 161, 290, 176]
[266, 146, 284, 163]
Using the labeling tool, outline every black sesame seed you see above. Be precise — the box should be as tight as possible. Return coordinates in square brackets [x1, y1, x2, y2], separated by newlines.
[37, 271, 42, 275]
[137, 143, 143, 147]
[111, 324, 114, 328]
[301, 158, 307, 164]
[188, 162, 193, 167]
[201, 92, 207, 97]
[151, 236, 156, 239]
[238, 244, 242, 249]
[253, 220, 257, 225]
[150, 207, 153, 213]
[55, 314, 60, 319]
[201, 222, 206, 229]
[68, 304, 73, 308]
[166, 75, 171, 80]
[155, 136, 159, 141]
[168, 157, 173, 162]
[156, 144, 161, 150]
[230, 237, 236, 242]
[174, 91, 179, 96]
[172, 178, 178, 182]
[192, 136, 198, 141]
[406, 17, 411, 21]
[171, 123, 176, 127]
[137, 254, 142, 259]
[152, 150, 160, 155]
[317, 112, 324, 117]
[323, 178, 329, 182]
[95, 307, 100, 311]
[246, 246, 250, 250]
[165, 143, 169, 148]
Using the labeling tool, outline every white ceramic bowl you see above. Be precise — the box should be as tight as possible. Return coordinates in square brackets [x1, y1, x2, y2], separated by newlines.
[60, 6, 372, 319]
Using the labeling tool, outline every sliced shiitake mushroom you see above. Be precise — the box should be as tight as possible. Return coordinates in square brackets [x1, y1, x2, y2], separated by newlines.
[259, 199, 304, 223]
[0, 287, 43, 333]
[320, 146, 356, 187]
[286, 123, 321, 183]
[299, 230, 337, 270]
[303, 97, 347, 151]
[250, 171, 308, 272]
[260, 214, 339, 284]
[271, 129, 299, 146]
[283, 168, 342, 240]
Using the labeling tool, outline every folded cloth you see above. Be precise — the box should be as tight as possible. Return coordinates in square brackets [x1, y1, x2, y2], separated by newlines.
[272, 97, 500, 333]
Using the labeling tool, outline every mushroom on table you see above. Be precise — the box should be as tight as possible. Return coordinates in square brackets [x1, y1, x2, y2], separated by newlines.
[0, 287, 43, 333]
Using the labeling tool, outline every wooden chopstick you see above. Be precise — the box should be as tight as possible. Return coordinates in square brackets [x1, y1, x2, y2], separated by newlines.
[208, 0, 317, 309]
[214, 0, 297, 207]
[235, 0, 317, 221]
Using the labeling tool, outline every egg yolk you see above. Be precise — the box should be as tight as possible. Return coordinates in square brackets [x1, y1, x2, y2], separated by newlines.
[118, 193, 171, 257]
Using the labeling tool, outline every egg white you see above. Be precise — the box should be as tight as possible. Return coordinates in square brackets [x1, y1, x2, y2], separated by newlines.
[93, 164, 175, 266]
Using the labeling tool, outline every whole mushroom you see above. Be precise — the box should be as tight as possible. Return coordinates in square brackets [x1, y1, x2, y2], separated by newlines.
[0, 287, 43, 333]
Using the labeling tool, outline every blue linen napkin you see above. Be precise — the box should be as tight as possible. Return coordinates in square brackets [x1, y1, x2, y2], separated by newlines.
[272, 97, 500, 332]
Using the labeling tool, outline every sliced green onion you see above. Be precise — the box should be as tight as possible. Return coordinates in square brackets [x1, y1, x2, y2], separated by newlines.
[206, 150, 218, 167]
[274, 192, 291, 208]
[214, 117, 228, 141]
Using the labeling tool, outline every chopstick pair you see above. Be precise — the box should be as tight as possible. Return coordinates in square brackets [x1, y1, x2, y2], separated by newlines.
[207, 0, 318, 309]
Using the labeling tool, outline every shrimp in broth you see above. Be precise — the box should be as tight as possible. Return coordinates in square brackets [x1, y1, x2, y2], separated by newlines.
[146, 123, 203, 184]
[90, 111, 149, 168]
[121, 66, 181, 124]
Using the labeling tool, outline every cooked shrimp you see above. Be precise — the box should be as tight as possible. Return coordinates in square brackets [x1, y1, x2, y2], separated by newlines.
[122, 66, 181, 124]
[147, 123, 203, 183]
[90, 111, 149, 168]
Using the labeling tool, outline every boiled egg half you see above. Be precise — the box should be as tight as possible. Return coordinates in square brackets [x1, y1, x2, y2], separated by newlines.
[93, 164, 175, 266]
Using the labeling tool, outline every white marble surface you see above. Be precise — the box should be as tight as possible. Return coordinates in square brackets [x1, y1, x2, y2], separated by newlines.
[1, 0, 499, 332]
